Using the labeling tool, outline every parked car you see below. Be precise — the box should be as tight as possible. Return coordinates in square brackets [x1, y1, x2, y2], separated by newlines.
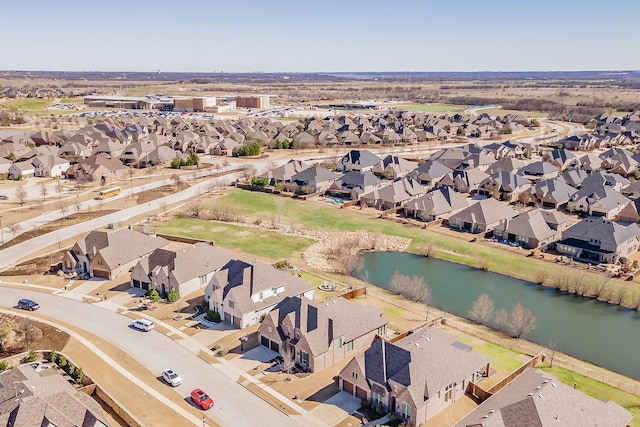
[18, 299, 40, 311]
[131, 318, 154, 332]
[0, 195, 8, 200]
[190, 388, 214, 410]
[161, 369, 182, 387]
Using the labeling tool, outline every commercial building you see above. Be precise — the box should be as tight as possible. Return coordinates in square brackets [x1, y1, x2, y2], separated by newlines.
[235, 95, 270, 109]
[83, 94, 174, 110]
[173, 96, 217, 112]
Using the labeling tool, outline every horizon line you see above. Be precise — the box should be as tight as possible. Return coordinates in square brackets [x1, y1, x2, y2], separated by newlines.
[2, 69, 640, 74]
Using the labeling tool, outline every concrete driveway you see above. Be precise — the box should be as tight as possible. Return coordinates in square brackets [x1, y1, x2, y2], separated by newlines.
[230, 346, 278, 372]
[310, 391, 361, 426]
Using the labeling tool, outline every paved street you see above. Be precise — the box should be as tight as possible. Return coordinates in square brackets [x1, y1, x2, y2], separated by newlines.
[0, 287, 304, 427]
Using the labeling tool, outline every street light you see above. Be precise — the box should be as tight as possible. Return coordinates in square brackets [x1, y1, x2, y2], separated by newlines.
[202, 416, 206, 427]
[0, 215, 4, 245]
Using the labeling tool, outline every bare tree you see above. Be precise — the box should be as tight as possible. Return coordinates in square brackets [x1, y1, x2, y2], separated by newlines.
[158, 200, 168, 217]
[17, 318, 41, 352]
[55, 179, 63, 198]
[280, 346, 295, 375]
[171, 173, 182, 191]
[341, 253, 364, 278]
[15, 186, 28, 212]
[389, 270, 408, 295]
[0, 319, 13, 352]
[39, 181, 49, 205]
[8, 223, 20, 242]
[591, 278, 608, 299]
[548, 339, 558, 368]
[240, 165, 257, 183]
[60, 201, 68, 220]
[468, 294, 494, 324]
[188, 199, 202, 219]
[494, 308, 509, 332]
[508, 303, 537, 338]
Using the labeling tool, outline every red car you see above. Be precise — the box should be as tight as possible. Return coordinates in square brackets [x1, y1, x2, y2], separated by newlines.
[190, 388, 214, 410]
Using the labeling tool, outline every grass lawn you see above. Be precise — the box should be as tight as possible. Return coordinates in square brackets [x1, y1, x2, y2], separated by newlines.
[299, 271, 326, 287]
[393, 104, 467, 112]
[157, 215, 316, 261]
[213, 190, 632, 296]
[59, 97, 84, 104]
[474, 107, 549, 119]
[2, 98, 53, 110]
[540, 364, 640, 426]
[456, 334, 523, 373]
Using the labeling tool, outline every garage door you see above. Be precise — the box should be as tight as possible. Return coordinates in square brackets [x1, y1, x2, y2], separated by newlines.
[261, 336, 269, 347]
[93, 270, 110, 279]
[224, 312, 232, 323]
[356, 386, 368, 400]
[233, 316, 240, 326]
[270, 341, 279, 353]
[342, 380, 354, 394]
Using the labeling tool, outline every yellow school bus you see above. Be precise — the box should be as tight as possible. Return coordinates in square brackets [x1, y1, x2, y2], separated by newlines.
[97, 186, 121, 200]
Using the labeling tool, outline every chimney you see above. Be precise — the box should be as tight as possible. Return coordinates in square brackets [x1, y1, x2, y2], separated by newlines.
[381, 340, 387, 383]
[327, 318, 333, 346]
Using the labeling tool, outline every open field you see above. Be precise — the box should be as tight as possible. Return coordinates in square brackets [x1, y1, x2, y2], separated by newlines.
[1, 98, 54, 110]
[391, 104, 467, 112]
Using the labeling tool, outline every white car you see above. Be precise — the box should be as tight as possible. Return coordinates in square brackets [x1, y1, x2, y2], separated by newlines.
[131, 318, 154, 332]
[161, 369, 182, 387]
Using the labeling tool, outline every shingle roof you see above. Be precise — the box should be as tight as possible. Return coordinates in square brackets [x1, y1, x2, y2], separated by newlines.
[561, 218, 640, 252]
[450, 198, 518, 227]
[454, 368, 631, 427]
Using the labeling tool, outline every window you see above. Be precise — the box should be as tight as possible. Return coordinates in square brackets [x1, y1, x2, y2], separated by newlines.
[374, 392, 383, 405]
[228, 300, 235, 309]
[267, 326, 272, 333]
[352, 371, 358, 379]
[259, 291, 263, 300]
[377, 325, 386, 335]
[337, 337, 343, 348]
[346, 340, 353, 351]
[444, 384, 452, 402]
[401, 403, 411, 419]
[199, 275, 207, 285]
[301, 351, 309, 365]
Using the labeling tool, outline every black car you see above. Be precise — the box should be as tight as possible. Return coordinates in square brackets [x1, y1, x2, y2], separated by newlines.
[18, 299, 40, 311]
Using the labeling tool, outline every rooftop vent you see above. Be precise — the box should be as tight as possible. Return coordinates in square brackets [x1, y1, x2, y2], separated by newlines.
[538, 393, 544, 399]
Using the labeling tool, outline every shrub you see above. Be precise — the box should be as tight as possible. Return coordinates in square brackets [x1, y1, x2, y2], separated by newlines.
[57, 355, 67, 368]
[74, 367, 84, 384]
[389, 412, 399, 422]
[205, 309, 220, 323]
[251, 177, 269, 187]
[167, 289, 179, 303]
[212, 344, 221, 351]
[146, 288, 161, 303]
[375, 404, 384, 415]
[67, 364, 75, 377]
[27, 350, 38, 362]
[217, 347, 229, 356]
[49, 350, 58, 363]
[0, 361, 10, 371]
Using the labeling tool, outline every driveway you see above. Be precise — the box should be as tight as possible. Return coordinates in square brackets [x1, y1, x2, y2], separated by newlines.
[310, 391, 361, 426]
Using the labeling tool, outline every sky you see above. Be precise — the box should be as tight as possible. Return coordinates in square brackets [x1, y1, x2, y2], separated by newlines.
[3, 0, 640, 73]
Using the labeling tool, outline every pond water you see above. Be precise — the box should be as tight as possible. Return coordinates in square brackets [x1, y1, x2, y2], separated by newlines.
[357, 251, 640, 380]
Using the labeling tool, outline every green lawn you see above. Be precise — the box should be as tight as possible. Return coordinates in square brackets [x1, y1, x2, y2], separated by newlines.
[540, 364, 640, 426]
[456, 335, 523, 372]
[209, 190, 633, 297]
[393, 104, 467, 112]
[157, 215, 316, 261]
[299, 271, 325, 287]
[2, 98, 54, 110]
[59, 98, 84, 104]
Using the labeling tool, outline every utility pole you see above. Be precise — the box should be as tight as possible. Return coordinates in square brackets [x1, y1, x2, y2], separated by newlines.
[0, 215, 4, 245]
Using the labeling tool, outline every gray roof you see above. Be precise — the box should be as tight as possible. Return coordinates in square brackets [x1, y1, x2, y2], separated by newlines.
[485, 157, 527, 175]
[260, 159, 309, 181]
[481, 172, 530, 192]
[264, 296, 387, 357]
[81, 228, 168, 269]
[531, 178, 576, 205]
[358, 328, 489, 404]
[559, 168, 588, 188]
[450, 198, 519, 227]
[410, 159, 452, 183]
[292, 167, 341, 185]
[454, 368, 631, 427]
[362, 177, 426, 204]
[495, 209, 556, 241]
[405, 186, 469, 217]
[562, 217, 640, 252]
[339, 149, 381, 170]
[518, 161, 559, 177]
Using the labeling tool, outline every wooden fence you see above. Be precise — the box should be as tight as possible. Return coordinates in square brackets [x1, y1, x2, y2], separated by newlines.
[156, 233, 215, 246]
[339, 287, 367, 299]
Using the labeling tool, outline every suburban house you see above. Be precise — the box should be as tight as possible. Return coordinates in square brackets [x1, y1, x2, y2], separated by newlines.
[204, 259, 315, 328]
[521, 178, 576, 209]
[485, 157, 527, 175]
[130, 243, 234, 297]
[8, 160, 35, 180]
[338, 327, 490, 427]
[259, 159, 309, 186]
[372, 155, 415, 179]
[559, 168, 588, 188]
[31, 154, 70, 178]
[65, 153, 130, 183]
[404, 186, 469, 222]
[518, 161, 560, 182]
[618, 198, 640, 223]
[566, 186, 631, 219]
[449, 198, 519, 234]
[360, 177, 427, 210]
[542, 148, 577, 170]
[556, 217, 640, 263]
[478, 172, 531, 202]
[454, 368, 632, 427]
[338, 149, 381, 172]
[439, 169, 490, 194]
[408, 159, 452, 187]
[493, 209, 561, 249]
[291, 167, 341, 194]
[258, 296, 387, 372]
[62, 228, 169, 279]
[327, 170, 380, 200]
[0, 363, 109, 427]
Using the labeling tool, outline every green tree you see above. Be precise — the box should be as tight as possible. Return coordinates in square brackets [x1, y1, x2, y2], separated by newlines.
[167, 289, 179, 303]
[74, 366, 84, 384]
[147, 287, 161, 303]
[187, 152, 199, 166]
[251, 177, 269, 187]
[170, 157, 182, 169]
